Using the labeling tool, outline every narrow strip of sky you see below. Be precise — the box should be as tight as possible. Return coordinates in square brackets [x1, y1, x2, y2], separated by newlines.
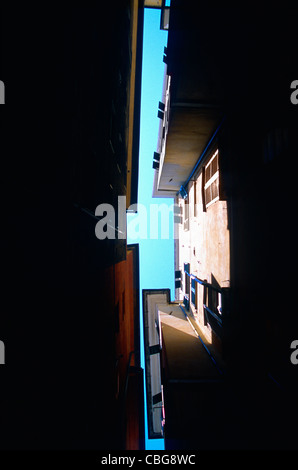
[127, 5, 174, 450]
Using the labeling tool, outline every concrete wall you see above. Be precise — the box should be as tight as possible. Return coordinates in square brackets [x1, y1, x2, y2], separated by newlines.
[176, 147, 230, 349]
[112, 245, 144, 449]
[143, 290, 171, 438]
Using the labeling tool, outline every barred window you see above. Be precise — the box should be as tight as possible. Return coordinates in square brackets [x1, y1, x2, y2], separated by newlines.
[204, 150, 219, 208]
[191, 278, 197, 309]
[184, 263, 190, 296]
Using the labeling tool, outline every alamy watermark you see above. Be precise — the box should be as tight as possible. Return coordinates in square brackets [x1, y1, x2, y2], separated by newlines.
[0, 81, 5, 104]
[0, 341, 5, 365]
[290, 80, 298, 105]
[290, 340, 298, 365]
[95, 197, 181, 241]
[100, 454, 196, 466]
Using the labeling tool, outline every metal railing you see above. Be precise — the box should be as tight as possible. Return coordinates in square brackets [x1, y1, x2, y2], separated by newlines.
[183, 268, 229, 335]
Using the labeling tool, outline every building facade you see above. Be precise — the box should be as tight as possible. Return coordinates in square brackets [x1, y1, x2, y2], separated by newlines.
[145, 0, 298, 449]
[143, 289, 225, 449]
[106, 244, 145, 450]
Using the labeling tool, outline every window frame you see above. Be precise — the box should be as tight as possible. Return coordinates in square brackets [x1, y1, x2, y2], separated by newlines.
[204, 149, 220, 209]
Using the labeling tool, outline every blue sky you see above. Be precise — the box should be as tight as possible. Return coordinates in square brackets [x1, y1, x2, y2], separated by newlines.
[127, 7, 174, 450]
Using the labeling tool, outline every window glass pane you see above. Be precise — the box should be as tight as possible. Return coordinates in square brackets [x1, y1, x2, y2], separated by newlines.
[185, 274, 190, 295]
[211, 178, 219, 199]
[184, 199, 189, 220]
[205, 185, 211, 205]
[211, 154, 218, 176]
[205, 165, 211, 183]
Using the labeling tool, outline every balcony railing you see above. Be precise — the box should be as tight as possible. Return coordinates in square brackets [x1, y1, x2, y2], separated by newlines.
[183, 267, 229, 337]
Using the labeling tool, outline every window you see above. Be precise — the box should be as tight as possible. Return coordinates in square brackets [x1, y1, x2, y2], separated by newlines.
[203, 284, 223, 333]
[157, 101, 165, 120]
[184, 263, 190, 274]
[158, 101, 165, 112]
[184, 263, 190, 297]
[204, 150, 219, 208]
[174, 204, 182, 225]
[183, 296, 190, 311]
[184, 198, 189, 231]
[191, 278, 197, 308]
[161, 7, 170, 31]
[175, 270, 182, 289]
[193, 181, 197, 218]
